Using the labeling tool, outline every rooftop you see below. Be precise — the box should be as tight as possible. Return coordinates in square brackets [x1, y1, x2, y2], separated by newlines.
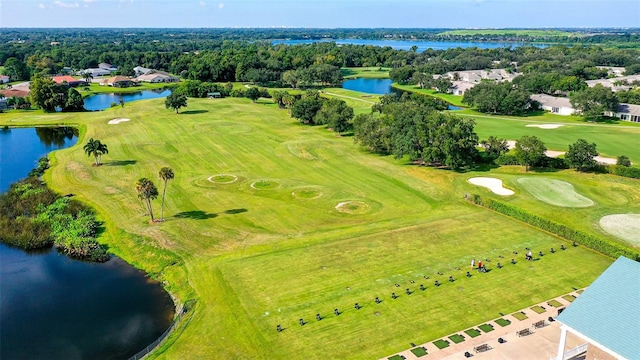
[557, 256, 640, 360]
[530, 94, 573, 109]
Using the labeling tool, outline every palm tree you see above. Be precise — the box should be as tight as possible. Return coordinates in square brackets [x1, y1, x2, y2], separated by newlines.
[83, 138, 109, 166]
[81, 71, 93, 85]
[158, 167, 174, 221]
[136, 178, 159, 222]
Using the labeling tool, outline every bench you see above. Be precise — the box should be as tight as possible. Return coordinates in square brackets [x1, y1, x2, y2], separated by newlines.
[533, 320, 546, 329]
[517, 328, 533, 337]
[474, 344, 491, 353]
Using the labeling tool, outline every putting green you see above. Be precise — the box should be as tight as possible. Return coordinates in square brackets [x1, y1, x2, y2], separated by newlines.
[517, 178, 594, 208]
[599, 214, 640, 245]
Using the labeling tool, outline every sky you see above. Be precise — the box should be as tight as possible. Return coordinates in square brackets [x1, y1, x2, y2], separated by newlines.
[0, 0, 639, 28]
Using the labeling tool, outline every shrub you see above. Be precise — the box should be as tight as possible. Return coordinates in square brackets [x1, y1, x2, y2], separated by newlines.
[606, 164, 640, 179]
[616, 155, 632, 167]
[495, 153, 519, 165]
[465, 194, 640, 261]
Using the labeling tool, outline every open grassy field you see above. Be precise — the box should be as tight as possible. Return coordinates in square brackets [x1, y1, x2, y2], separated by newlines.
[391, 83, 466, 107]
[1, 97, 632, 359]
[341, 66, 390, 79]
[437, 29, 575, 37]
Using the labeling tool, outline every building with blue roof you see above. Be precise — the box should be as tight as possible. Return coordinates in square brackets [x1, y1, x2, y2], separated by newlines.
[555, 256, 640, 360]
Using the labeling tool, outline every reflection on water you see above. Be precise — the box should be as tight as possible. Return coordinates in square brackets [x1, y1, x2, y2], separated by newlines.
[84, 89, 172, 111]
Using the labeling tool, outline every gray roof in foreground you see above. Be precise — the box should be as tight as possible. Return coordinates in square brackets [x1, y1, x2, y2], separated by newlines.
[557, 256, 640, 360]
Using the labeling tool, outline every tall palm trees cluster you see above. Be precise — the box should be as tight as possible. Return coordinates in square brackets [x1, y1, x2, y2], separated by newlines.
[84, 137, 174, 222]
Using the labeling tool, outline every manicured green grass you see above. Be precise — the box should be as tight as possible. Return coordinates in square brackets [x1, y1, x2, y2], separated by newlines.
[495, 318, 511, 327]
[563, 295, 577, 302]
[449, 334, 465, 344]
[433, 339, 450, 349]
[478, 323, 494, 333]
[391, 83, 466, 107]
[388, 355, 404, 360]
[78, 81, 178, 96]
[341, 67, 390, 79]
[321, 87, 381, 114]
[531, 305, 546, 314]
[517, 178, 594, 208]
[547, 300, 563, 308]
[410, 347, 428, 357]
[599, 214, 640, 245]
[512, 312, 528, 321]
[465, 328, 482, 337]
[0, 97, 617, 360]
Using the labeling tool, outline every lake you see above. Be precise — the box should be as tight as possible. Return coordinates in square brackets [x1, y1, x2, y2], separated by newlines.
[0, 127, 175, 360]
[84, 89, 172, 111]
[341, 78, 462, 110]
[273, 38, 547, 51]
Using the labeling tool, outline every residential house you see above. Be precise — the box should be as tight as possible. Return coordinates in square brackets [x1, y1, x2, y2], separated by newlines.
[596, 66, 625, 77]
[605, 103, 640, 123]
[530, 94, 575, 116]
[444, 69, 520, 84]
[136, 71, 179, 83]
[78, 68, 112, 77]
[555, 257, 640, 360]
[0, 88, 30, 98]
[0, 75, 9, 84]
[450, 81, 475, 96]
[0, 98, 7, 110]
[98, 63, 118, 72]
[52, 75, 87, 87]
[102, 76, 136, 87]
[585, 74, 640, 92]
[133, 66, 153, 76]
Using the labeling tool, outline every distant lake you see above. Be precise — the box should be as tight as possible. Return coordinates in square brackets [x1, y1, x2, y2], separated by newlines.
[273, 39, 547, 51]
[84, 89, 172, 111]
[0, 127, 175, 360]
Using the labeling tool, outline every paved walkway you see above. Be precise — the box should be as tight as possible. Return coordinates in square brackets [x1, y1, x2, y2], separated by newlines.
[382, 290, 585, 360]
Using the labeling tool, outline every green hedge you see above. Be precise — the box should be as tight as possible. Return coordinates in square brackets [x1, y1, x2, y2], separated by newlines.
[465, 194, 639, 261]
[606, 165, 640, 179]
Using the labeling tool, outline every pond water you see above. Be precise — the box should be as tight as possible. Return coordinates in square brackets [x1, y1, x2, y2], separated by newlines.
[0, 127, 175, 360]
[341, 78, 462, 110]
[273, 39, 547, 51]
[84, 89, 172, 111]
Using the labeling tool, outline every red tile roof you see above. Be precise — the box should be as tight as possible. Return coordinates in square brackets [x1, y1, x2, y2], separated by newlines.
[0, 89, 30, 98]
[52, 75, 82, 84]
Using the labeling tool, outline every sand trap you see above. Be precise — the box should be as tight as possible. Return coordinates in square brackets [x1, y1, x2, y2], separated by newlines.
[599, 214, 640, 245]
[525, 124, 564, 129]
[108, 118, 130, 125]
[468, 177, 514, 196]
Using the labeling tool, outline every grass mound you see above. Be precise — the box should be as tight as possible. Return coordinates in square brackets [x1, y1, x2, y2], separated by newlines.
[291, 188, 323, 200]
[547, 300, 563, 307]
[465, 328, 481, 338]
[433, 339, 450, 349]
[208, 174, 239, 184]
[410, 347, 428, 357]
[251, 180, 280, 190]
[335, 200, 370, 214]
[478, 323, 494, 333]
[512, 312, 528, 321]
[517, 178, 594, 208]
[599, 214, 640, 245]
[531, 305, 546, 314]
[495, 318, 511, 327]
[449, 334, 465, 344]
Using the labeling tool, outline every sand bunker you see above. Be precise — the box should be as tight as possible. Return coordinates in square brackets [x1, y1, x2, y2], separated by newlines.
[468, 177, 514, 196]
[108, 118, 130, 125]
[335, 201, 369, 214]
[525, 124, 564, 129]
[207, 174, 238, 184]
[599, 214, 640, 245]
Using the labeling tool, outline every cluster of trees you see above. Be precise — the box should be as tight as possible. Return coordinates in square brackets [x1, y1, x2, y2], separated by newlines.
[353, 94, 478, 169]
[0, 159, 108, 261]
[29, 76, 84, 112]
[462, 81, 536, 115]
[135, 167, 174, 222]
[569, 84, 619, 119]
[278, 90, 354, 133]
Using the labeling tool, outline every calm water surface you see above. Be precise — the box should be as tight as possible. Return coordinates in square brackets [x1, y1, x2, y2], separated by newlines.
[0, 128, 175, 360]
[84, 89, 172, 111]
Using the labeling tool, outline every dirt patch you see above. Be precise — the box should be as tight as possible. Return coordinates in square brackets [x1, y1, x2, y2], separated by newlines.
[108, 118, 130, 125]
[599, 214, 640, 245]
[468, 177, 514, 196]
[65, 161, 91, 180]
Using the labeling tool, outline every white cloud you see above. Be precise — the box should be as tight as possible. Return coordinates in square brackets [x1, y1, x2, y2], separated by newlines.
[53, 1, 80, 8]
[218, 2, 224, 9]
[199, 1, 206, 6]
[38, 3, 46, 9]
[83, 0, 97, 2]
